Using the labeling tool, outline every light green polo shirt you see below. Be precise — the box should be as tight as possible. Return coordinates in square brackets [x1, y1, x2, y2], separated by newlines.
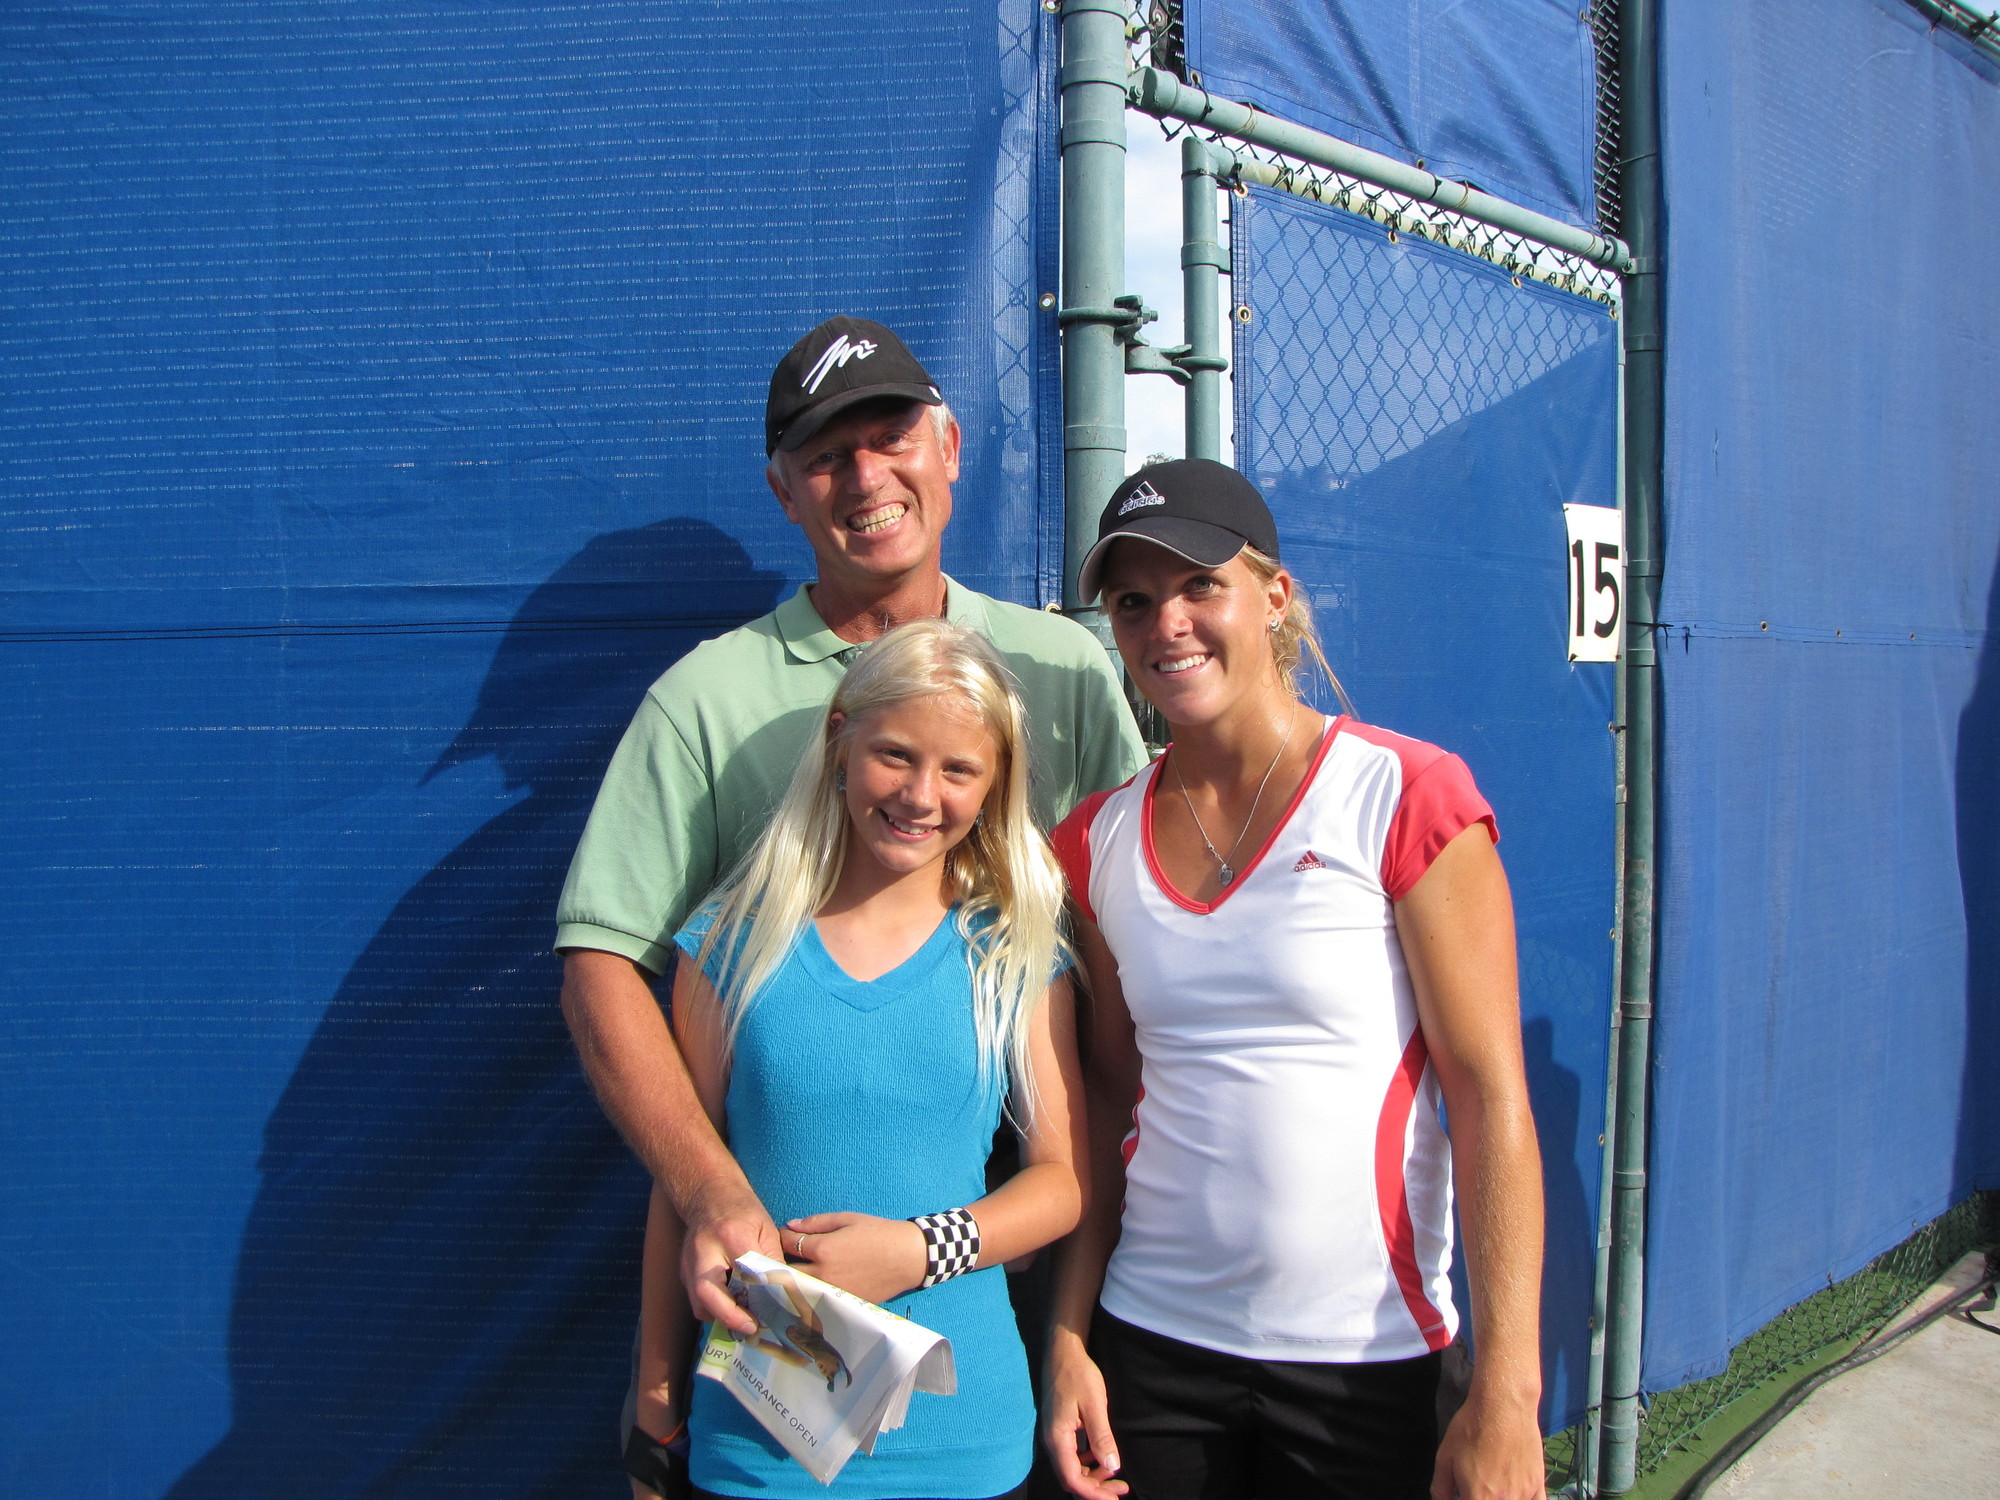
[555, 577, 1145, 974]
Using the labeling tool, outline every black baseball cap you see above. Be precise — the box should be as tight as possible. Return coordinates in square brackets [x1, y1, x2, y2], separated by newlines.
[765, 315, 944, 457]
[1077, 459, 1280, 601]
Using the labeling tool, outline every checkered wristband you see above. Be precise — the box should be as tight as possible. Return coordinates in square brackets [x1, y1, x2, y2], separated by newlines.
[909, 1207, 981, 1288]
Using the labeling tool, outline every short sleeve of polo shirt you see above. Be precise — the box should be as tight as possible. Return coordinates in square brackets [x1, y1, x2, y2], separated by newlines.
[556, 692, 719, 976]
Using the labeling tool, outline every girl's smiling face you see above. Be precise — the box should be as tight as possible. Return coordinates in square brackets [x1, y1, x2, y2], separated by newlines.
[833, 693, 1000, 885]
[1100, 540, 1293, 728]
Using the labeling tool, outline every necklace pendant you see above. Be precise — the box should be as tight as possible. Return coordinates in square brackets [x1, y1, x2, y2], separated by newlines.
[1218, 863, 1235, 886]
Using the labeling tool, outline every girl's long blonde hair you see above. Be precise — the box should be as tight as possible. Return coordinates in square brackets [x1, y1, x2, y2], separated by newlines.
[694, 618, 1066, 1119]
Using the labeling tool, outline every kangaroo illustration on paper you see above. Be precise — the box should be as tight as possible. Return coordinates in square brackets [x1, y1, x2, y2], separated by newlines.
[742, 1267, 853, 1392]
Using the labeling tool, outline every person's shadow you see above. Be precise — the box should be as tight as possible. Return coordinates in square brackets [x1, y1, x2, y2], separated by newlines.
[1958, 545, 2000, 1202]
[168, 520, 784, 1500]
[1436, 1015, 1592, 1436]
[1521, 1015, 1592, 1433]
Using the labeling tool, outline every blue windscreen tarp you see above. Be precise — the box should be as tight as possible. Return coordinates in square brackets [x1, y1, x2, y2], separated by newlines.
[0, 4, 1058, 1496]
[1182, 0, 1599, 228]
[1643, 0, 2000, 1391]
[1233, 186, 1621, 1430]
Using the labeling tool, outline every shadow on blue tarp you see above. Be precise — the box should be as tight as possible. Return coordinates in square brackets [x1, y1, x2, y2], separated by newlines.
[167, 521, 783, 1500]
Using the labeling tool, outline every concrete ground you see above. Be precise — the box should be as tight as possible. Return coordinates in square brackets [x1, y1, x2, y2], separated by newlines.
[1708, 1251, 2000, 1499]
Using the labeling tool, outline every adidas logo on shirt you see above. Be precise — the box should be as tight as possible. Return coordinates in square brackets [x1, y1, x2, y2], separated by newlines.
[1117, 480, 1167, 516]
[1292, 850, 1327, 872]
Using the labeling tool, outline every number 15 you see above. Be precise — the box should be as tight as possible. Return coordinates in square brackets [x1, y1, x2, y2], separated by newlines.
[1572, 539, 1621, 639]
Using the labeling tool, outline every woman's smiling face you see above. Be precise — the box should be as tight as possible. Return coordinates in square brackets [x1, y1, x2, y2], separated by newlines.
[1101, 540, 1292, 728]
[834, 693, 999, 884]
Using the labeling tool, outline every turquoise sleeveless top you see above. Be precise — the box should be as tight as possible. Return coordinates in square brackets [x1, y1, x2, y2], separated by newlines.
[674, 908, 1033, 1500]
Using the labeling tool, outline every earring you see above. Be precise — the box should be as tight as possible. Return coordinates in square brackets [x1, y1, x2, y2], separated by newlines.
[835, 767, 846, 792]
[1268, 618, 1282, 633]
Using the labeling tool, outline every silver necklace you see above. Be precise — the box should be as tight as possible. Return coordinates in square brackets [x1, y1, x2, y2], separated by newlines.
[1171, 702, 1299, 887]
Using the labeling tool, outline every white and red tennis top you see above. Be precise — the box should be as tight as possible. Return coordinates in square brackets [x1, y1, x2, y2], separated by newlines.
[1050, 714, 1497, 1364]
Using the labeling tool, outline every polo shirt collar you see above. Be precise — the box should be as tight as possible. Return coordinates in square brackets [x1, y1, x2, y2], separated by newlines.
[775, 576, 984, 664]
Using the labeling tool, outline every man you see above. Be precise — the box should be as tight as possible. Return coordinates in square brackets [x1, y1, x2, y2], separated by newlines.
[556, 315, 1145, 1448]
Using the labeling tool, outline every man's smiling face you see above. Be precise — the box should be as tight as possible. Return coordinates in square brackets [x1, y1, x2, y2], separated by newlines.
[767, 397, 959, 594]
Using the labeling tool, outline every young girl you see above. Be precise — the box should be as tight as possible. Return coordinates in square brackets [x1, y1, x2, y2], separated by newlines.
[629, 618, 1087, 1500]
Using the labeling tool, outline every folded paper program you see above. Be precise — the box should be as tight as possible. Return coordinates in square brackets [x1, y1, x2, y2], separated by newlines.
[698, 1253, 957, 1484]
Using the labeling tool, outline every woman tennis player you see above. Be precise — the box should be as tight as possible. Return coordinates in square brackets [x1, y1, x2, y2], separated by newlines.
[1043, 461, 1546, 1500]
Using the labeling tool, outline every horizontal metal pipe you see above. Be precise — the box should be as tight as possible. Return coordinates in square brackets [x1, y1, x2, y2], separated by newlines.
[1130, 67, 1634, 273]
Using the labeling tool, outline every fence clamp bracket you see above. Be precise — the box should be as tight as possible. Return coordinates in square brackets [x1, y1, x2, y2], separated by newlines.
[1060, 293, 1223, 387]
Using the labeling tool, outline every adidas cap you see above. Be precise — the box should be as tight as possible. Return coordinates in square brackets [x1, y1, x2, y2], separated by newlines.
[765, 315, 944, 457]
[1077, 459, 1280, 602]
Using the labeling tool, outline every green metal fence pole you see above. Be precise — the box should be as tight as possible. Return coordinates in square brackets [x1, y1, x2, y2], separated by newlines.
[1179, 137, 1228, 461]
[1059, 0, 1131, 614]
[1565, 325, 1631, 1500]
[1599, 0, 1664, 1489]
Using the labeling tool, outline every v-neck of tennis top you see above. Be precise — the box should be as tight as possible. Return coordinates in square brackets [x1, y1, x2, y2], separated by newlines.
[1141, 714, 1341, 916]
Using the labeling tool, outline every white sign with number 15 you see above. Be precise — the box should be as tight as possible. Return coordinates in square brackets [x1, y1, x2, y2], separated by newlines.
[1564, 503, 1624, 662]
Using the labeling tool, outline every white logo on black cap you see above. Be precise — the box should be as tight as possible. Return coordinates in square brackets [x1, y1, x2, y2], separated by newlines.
[802, 334, 878, 394]
[1117, 480, 1167, 516]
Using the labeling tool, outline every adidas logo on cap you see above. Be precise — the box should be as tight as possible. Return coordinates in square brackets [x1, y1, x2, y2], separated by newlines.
[1117, 480, 1168, 516]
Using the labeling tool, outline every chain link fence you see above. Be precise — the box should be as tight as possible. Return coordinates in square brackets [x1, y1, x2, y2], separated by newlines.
[1232, 185, 1614, 486]
[1130, 0, 1622, 303]
[1544, 1192, 2000, 1489]
[1587, 0, 1623, 238]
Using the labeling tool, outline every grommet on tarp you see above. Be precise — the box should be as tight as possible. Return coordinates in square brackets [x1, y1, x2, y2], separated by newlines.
[1038, 292, 1056, 309]
[1234, 304, 1253, 323]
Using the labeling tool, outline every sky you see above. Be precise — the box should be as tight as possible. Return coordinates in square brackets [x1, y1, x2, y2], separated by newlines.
[1123, 112, 1235, 471]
